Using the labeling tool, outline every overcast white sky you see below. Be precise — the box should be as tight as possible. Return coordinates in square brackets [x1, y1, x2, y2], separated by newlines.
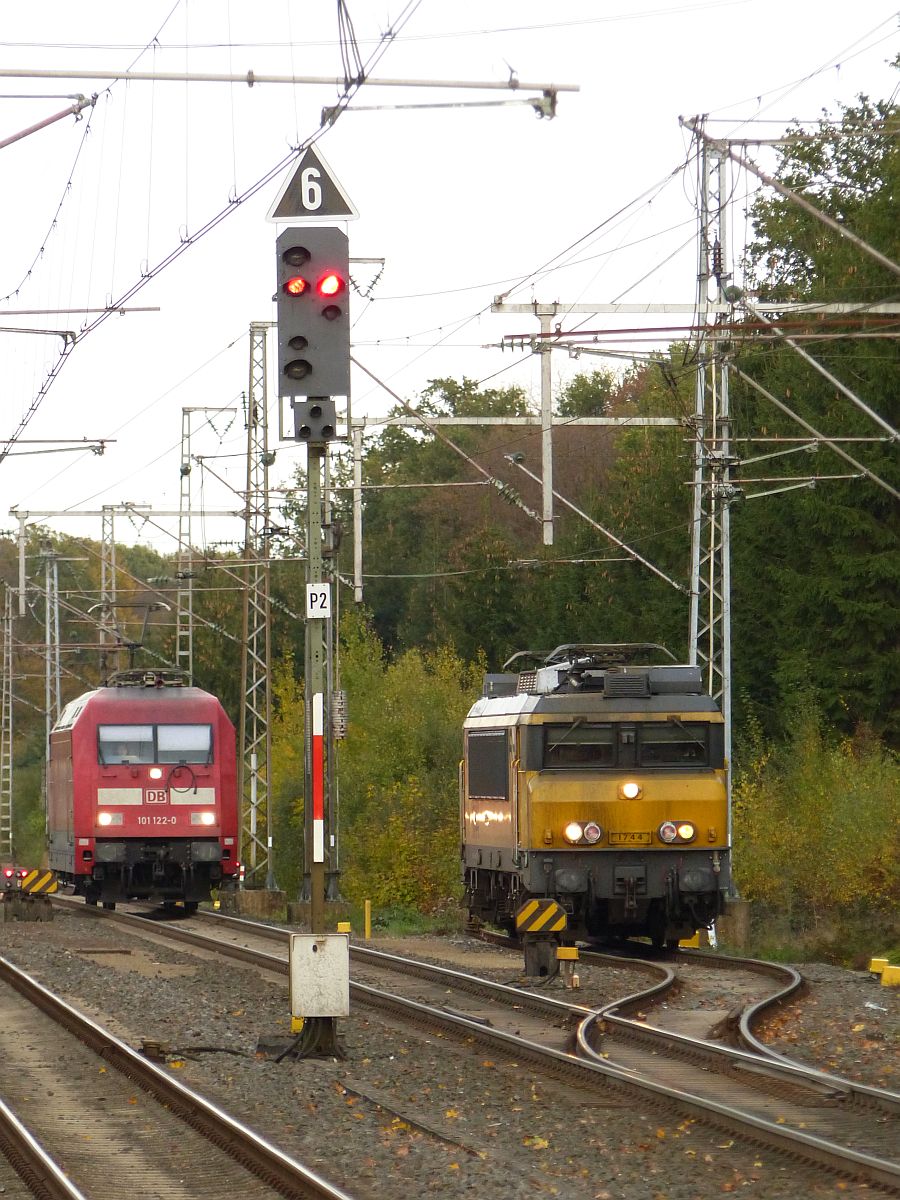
[1, 0, 897, 555]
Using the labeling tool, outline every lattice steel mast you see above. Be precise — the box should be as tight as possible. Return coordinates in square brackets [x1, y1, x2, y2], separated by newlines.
[0, 587, 14, 860]
[238, 321, 275, 888]
[99, 505, 120, 679]
[176, 410, 195, 682]
[688, 131, 735, 832]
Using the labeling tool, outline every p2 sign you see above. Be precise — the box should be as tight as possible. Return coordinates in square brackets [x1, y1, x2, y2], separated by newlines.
[306, 583, 332, 620]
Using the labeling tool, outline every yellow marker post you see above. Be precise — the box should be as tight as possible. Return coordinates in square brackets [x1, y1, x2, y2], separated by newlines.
[364, 899, 371, 940]
[556, 945, 580, 989]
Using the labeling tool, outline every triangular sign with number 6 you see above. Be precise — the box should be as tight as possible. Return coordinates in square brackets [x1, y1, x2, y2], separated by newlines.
[267, 146, 359, 223]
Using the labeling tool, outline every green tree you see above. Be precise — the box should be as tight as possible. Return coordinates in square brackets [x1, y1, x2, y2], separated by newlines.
[334, 611, 481, 912]
[732, 82, 900, 740]
[270, 652, 306, 899]
[357, 376, 538, 654]
[557, 368, 617, 418]
[733, 691, 899, 949]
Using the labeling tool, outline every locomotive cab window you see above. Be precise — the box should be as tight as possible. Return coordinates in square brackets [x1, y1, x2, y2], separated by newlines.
[98, 724, 213, 765]
[541, 720, 716, 769]
[466, 730, 509, 800]
[543, 723, 615, 768]
[639, 722, 709, 766]
[98, 725, 154, 764]
[158, 724, 212, 764]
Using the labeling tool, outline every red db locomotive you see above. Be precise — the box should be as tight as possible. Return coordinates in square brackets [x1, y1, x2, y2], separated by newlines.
[47, 669, 239, 910]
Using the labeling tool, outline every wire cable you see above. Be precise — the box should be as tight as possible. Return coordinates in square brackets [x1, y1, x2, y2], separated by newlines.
[2, 1, 424, 464]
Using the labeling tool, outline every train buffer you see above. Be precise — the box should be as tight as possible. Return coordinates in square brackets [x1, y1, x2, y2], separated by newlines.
[2, 868, 57, 921]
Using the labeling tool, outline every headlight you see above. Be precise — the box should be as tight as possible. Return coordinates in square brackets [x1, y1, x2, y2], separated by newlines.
[658, 820, 695, 844]
[620, 781, 642, 799]
[564, 821, 584, 844]
[190, 811, 217, 827]
[149, 767, 163, 780]
[97, 812, 123, 827]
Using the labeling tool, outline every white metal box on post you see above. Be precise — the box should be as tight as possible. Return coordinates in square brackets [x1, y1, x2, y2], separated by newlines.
[289, 933, 350, 1018]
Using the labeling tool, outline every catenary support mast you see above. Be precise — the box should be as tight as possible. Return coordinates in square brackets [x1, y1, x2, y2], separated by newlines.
[239, 322, 276, 889]
[688, 135, 734, 839]
[0, 588, 13, 861]
[176, 411, 195, 682]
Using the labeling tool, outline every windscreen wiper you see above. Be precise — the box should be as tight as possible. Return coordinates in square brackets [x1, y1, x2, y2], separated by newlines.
[667, 715, 706, 750]
[547, 717, 584, 752]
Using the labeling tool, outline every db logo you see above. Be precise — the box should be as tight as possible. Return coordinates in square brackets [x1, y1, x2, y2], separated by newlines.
[144, 789, 168, 804]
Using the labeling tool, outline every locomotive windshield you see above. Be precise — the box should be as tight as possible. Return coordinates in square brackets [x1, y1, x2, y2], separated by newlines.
[639, 721, 708, 765]
[98, 724, 212, 765]
[543, 721, 712, 769]
[544, 723, 614, 767]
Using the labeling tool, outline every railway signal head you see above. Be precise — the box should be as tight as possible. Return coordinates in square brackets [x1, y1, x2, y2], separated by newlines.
[276, 226, 350, 442]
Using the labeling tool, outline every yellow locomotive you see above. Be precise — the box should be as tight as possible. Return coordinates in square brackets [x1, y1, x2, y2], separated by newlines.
[461, 644, 730, 969]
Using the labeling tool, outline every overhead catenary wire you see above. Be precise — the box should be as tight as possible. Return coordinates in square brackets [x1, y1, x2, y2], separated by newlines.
[1, 1, 427, 464]
[0, 4, 183, 305]
[355, 150, 705, 405]
[743, 302, 900, 443]
[504, 455, 688, 594]
[17, 334, 248, 508]
[733, 366, 899, 501]
[710, 14, 900, 131]
[351, 355, 542, 526]
[684, 119, 900, 281]
[359, 555, 634, 580]
[370, 214, 703, 303]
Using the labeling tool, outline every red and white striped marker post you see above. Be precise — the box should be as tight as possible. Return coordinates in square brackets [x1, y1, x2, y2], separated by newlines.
[312, 692, 325, 863]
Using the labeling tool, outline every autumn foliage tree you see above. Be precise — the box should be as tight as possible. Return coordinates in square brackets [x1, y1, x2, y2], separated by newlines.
[733, 692, 899, 949]
[318, 611, 481, 913]
[250, 615, 482, 914]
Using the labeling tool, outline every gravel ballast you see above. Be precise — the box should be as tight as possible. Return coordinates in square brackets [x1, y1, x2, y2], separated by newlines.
[0, 911, 893, 1199]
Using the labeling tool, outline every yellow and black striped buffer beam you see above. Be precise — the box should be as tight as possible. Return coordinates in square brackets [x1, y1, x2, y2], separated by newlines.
[20, 870, 58, 895]
[515, 898, 567, 934]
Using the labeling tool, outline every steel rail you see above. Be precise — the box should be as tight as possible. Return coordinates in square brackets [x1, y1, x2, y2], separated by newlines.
[579, 944, 900, 1114]
[354, 978, 900, 1191]
[585, 998, 900, 1116]
[0, 1093, 89, 1200]
[72, 902, 897, 1109]
[202, 911, 896, 1111]
[220, 915, 900, 1123]
[51, 899, 900, 1191]
[65, 898, 596, 1025]
[0, 954, 355, 1200]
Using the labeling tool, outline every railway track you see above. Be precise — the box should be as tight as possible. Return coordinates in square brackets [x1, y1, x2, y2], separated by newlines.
[0, 1088, 88, 1200]
[0, 948, 354, 1200]
[46, 896, 900, 1193]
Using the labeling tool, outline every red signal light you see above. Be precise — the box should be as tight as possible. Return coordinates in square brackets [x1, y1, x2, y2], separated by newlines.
[3, 868, 13, 878]
[316, 271, 345, 298]
[283, 275, 310, 297]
